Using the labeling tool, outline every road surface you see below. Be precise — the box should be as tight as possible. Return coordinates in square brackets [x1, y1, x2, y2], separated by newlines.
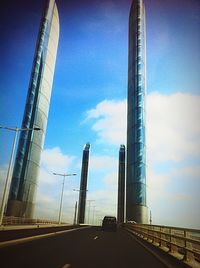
[0, 226, 169, 268]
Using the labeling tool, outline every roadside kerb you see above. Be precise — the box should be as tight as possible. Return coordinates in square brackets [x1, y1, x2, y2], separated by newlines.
[0, 224, 69, 231]
[0, 224, 84, 242]
[0, 226, 91, 249]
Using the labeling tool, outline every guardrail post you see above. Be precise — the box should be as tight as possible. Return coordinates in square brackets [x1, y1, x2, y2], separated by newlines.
[169, 228, 173, 252]
[169, 228, 181, 259]
[183, 230, 196, 267]
[151, 225, 154, 244]
[160, 226, 163, 248]
[160, 226, 169, 252]
[153, 226, 160, 246]
[146, 226, 150, 241]
[159, 226, 161, 247]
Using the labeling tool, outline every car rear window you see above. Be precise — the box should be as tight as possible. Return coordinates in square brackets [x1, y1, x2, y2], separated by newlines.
[104, 217, 116, 222]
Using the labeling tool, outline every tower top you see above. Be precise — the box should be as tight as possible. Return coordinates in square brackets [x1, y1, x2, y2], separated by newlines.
[84, 143, 90, 150]
[120, 144, 125, 150]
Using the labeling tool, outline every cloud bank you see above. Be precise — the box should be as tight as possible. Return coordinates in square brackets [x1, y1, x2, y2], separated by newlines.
[86, 99, 126, 145]
[86, 92, 200, 228]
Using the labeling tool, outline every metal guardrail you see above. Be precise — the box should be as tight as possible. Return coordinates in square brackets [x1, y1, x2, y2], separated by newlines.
[123, 223, 200, 268]
[2, 216, 63, 225]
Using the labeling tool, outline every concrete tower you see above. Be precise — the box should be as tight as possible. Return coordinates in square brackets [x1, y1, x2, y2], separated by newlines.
[6, 0, 59, 218]
[77, 143, 90, 224]
[117, 145, 125, 223]
[126, 0, 148, 223]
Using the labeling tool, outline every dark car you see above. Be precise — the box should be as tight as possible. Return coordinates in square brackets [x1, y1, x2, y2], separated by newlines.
[102, 216, 117, 231]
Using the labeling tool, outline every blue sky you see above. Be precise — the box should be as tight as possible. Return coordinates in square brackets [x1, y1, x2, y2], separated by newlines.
[0, 0, 200, 228]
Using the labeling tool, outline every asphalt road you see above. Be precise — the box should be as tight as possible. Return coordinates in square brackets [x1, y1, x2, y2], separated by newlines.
[0, 226, 168, 268]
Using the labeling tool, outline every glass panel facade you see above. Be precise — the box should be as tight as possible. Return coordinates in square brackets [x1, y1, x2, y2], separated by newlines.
[129, 182, 146, 205]
[126, 0, 147, 222]
[7, 0, 59, 218]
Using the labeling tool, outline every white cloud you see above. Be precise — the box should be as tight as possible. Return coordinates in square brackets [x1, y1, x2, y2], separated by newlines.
[147, 165, 192, 205]
[171, 165, 200, 179]
[86, 99, 126, 145]
[86, 92, 200, 163]
[85, 92, 200, 228]
[90, 155, 118, 171]
[38, 147, 77, 185]
[35, 147, 79, 223]
[103, 172, 118, 187]
[35, 192, 58, 220]
[146, 92, 200, 163]
[86, 189, 117, 218]
[37, 168, 55, 186]
[35, 188, 78, 223]
[41, 147, 75, 173]
[147, 163, 200, 228]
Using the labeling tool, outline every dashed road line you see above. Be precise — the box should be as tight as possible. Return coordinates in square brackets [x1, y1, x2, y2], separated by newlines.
[62, 264, 71, 268]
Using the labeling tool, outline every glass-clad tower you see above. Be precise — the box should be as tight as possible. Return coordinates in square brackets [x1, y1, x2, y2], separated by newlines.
[126, 0, 147, 223]
[6, 0, 59, 218]
[117, 145, 125, 224]
[77, 143, 90, 224]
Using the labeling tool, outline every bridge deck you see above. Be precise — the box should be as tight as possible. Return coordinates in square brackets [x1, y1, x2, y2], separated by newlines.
[0, 226, 186, 268]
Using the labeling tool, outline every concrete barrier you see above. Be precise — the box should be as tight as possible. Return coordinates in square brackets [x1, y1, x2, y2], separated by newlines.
[0, 224, 84, 243]
[123, 223, 200, 268]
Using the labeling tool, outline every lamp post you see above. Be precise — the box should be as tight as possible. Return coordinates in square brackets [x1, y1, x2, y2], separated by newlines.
[92, 205, 96, 225]
[150, 210, 152, 225]
[73, 189, 88, 194]
[73, 189, 88, 224]
[87, 199, 95, 224]
[53, 172, 76, 224]
[0, 125, 40, 225]
[94, 210, 102, 226]
[73, 201, 78, 225]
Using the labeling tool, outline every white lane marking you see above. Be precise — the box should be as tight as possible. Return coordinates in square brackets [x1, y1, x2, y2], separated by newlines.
[93, 236, 98, 240]
[62, 264, 71, 268]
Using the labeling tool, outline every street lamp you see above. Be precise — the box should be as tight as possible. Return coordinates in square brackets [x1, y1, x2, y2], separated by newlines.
[150, 210, 152, 225]
[73, 189, 88, 225]
[87, 199, 95, 224]
[91, 205, 96, 225]
[73, 189, 88, 192]
[0, 125, 41, 225]
[53, 172, 76, 224]
[94, 210, 102, 226]
[73, 201, 78, 225]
